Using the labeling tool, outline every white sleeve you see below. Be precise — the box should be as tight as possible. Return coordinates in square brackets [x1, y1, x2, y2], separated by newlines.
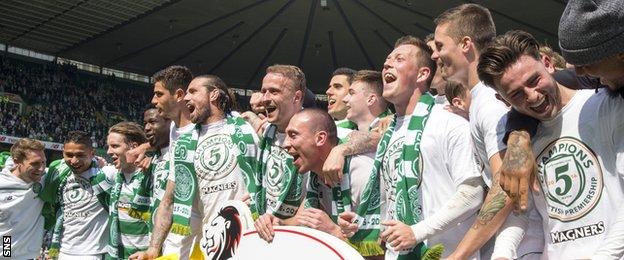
[480, 100, 508, 160]
[491, 198, 532, 259]
[592, 202, 624, 259]
[447, 118, 483, 186]
[410, 177, 485, 243]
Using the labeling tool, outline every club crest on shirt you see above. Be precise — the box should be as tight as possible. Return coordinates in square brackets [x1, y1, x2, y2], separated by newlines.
[173, 164, 195, 201]
[62, 175, 94, 209]
[264, 146, 292, 197]
[195, 134, 238, 181]
[536, 137, 603, 221]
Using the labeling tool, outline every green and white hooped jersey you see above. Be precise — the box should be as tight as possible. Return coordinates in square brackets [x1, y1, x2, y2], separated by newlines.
[115, 170, 151, 258]
[524, 90, 624, 259]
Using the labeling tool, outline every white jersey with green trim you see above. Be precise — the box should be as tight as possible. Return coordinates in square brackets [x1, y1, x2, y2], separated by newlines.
[0, 168, 45, 260]
[317, 153, 375, 213]
[57, 166, 114, 255]
[193, 119, 257, 224]
[380, 105, 483, 259]
[527, 90, 624, 258]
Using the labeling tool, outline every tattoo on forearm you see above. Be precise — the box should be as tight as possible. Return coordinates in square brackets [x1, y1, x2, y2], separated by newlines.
[473, 190, 507, 229]
[150, 184, 174, 251]
[150, 203, 173, 250]
[343, 131, 380, 156]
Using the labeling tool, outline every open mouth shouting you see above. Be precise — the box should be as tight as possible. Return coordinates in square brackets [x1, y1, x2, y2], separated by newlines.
[186, 102, 196, 115]
[383, 72, 397, 85]
[264, 104, 277, 117]
[528, 96, 549, 115]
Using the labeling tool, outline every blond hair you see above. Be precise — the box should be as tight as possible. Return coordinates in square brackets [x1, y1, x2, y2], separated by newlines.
[266, 64, 307, 92]
[10, 138, 45, 162]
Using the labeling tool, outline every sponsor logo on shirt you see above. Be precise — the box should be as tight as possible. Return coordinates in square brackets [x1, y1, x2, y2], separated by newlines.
[550, 221, 605, 243]
[201, 181, 238, 195]
[195, 134, 237, 181]
[536, 137, 603, 221]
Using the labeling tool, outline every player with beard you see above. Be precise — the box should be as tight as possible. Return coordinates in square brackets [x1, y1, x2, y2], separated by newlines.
[432, 5, 543, 259]
[281, 109, 384, 259]
[131, 75, 259, 260]
[106, 122, 151, 259]
[252, 64, 310, 237]
[142, 105, 171, 231]
[342, 70, 390, 132]
[478, 30, 624, 259]
[40, 131, 114, 260]
[338, 36, 485, 260]
[326, 67, 358, 140]
[0, 139, 46, 259]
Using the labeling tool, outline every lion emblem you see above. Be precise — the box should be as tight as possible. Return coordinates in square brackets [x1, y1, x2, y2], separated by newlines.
[201, 205, 242, 260]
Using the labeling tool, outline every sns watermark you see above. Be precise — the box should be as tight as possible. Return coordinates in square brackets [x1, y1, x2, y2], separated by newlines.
[2, 236, 10, 257]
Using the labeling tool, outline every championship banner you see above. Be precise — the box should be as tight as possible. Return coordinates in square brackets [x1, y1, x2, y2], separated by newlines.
[193, 200, 364, 260]
[0, 134, 63, 151]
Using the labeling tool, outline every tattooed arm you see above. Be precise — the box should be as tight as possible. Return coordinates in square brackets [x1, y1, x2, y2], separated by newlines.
[500, 130, 536, 211]
[129, 180, 175, 260]
[321, 130, 381, 183]
[447, 151, 516, 260]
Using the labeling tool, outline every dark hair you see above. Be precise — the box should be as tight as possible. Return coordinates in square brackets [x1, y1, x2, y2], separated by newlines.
[194, 75, 234, 114]
[434, 3, 496, 52]
[331, 67, 357, 84]
[152, 65, 193, 94]
[394, 35, 437, 87]
[298, 108, 338, 146]
[108, 121, 147, 145]
[353, 70, 383, 97]
[445, 80, 469, 104]
[478, 30, 541, 90]
[65, 130, 92, 147]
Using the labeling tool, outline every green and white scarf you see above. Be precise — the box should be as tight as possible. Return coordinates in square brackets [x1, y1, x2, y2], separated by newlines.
[255, 124, 304, 219]
[170, 115, 259, 235]
[373, 93, 442, 260]
[148, 149, 169, 230]
[305, 157, 383, 256]
[106, 169, 151, 259]
[41, 160, 110, 259]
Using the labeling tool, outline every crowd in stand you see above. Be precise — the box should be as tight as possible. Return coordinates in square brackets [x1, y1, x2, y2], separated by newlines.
[0, 57, 151, 147]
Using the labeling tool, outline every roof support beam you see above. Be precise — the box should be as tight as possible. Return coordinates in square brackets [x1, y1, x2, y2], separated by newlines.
[209, 0, 295, 73]
[297, 0, 318, 67]
[333, 0, 374, 69]
[99, 0, 267, 66]
[246, 28, 288, 88]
